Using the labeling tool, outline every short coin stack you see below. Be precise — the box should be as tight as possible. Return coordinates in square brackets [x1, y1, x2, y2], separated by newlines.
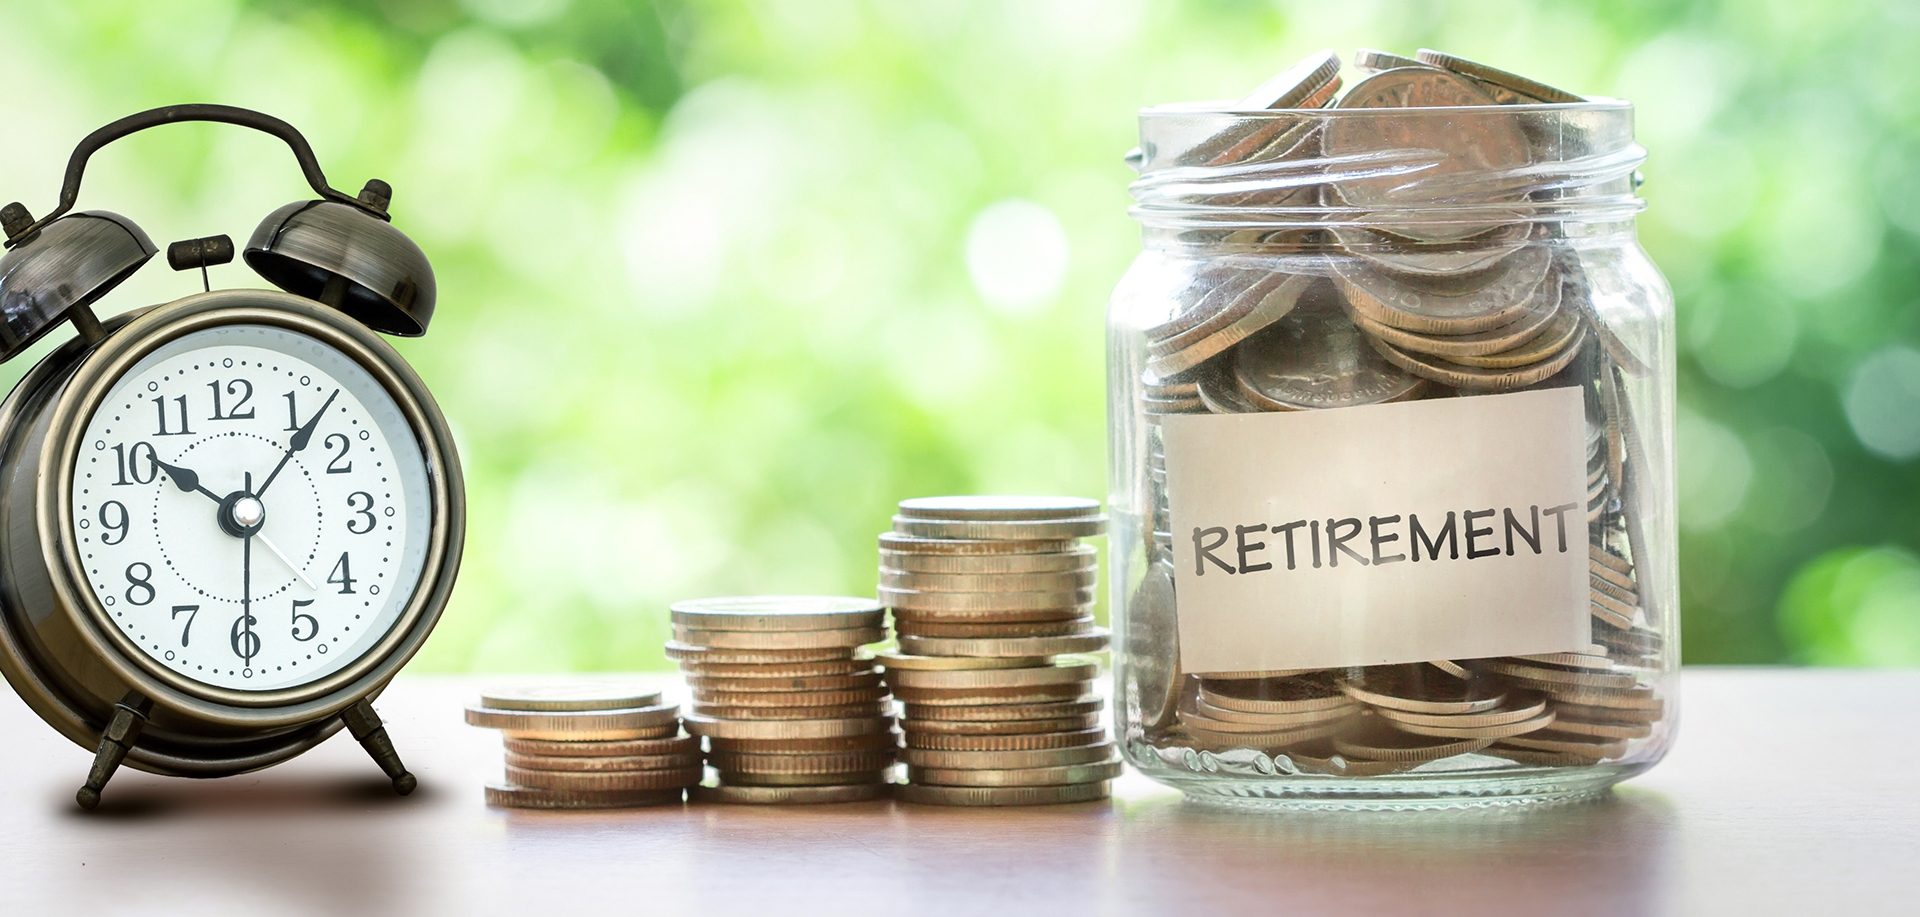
[465, 686, 698, 809]
[670, 596, 895, 804]
[878, 496, 1122, 805]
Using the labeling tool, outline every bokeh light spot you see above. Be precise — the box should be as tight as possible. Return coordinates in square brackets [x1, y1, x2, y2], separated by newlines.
[966, 199, 1070, 314]
[1844, 345, 1920, 460]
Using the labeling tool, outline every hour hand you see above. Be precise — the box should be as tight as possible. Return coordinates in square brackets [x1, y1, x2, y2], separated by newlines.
[153, 457, 223, 504]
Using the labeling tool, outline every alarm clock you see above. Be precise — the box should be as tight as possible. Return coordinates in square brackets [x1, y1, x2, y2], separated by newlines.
[0, 105, 464, 809]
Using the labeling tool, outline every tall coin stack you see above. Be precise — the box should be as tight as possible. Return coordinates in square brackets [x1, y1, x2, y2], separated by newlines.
[670, 596, 896, 804]
[465, 686, 699, 809]
[879, 496, 1123, 806]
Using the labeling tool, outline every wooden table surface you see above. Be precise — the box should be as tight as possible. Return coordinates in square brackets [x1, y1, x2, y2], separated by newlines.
[1, 668, 1915, 916]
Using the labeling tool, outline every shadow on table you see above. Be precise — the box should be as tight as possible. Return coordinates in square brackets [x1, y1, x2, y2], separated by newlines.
[1110, 788, 1678, 915]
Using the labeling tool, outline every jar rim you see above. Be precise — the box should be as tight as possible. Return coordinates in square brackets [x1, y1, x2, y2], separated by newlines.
[1138, 97, 1634, 117]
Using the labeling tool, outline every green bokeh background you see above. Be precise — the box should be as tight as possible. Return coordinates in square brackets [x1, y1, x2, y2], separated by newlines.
[2, 0, 1916, 670]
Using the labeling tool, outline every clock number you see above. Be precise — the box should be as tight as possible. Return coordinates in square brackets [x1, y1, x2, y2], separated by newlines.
[327, 552, 357, 594]
[324, 433, 353, 473]
[291, 599, 319, 642]
[229, 614, 260, 663]
[208, 379, 256, 420]
[111, 442, 159, 486]
[152, 394, 193, 436]
[282, 391, 301, 431]
[347, 492, 377, 534]
[124, 562, 155, 606]
[99, 501, 131, 545]
[171, 605, 199, 646]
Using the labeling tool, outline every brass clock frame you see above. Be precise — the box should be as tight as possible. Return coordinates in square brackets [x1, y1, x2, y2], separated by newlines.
[0, 290, 464, 783]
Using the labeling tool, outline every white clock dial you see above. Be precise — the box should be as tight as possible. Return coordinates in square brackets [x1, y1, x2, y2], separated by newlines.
[70, 324, 432, 691]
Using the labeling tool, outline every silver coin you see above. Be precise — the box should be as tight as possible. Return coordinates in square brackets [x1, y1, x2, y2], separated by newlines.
[1335, 245, 1553, 335]
[1126, 561, 1182, 736]
[1232, 281, 1427, 410]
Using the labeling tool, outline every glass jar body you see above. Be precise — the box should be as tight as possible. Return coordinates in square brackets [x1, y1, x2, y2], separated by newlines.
[1106, 104, 1675, 809]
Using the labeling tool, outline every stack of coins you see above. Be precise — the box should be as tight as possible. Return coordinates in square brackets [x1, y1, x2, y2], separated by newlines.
[669, 596, 895, 804]
[877, 496, 1122, 805]
[465, 686, 698, 809]
[1125, 49, 1669, 777]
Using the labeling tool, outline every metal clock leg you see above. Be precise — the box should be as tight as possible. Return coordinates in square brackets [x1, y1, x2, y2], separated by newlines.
[76, 691, 153, 810]
[341, 698, 417, 796]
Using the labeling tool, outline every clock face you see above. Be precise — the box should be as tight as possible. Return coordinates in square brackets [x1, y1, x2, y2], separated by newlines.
[69, 324, 433, 692]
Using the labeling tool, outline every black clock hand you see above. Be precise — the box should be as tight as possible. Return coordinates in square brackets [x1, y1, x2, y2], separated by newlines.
[152, 457, 223, 504]
[256, 388, 338, 498]
[238, 472, 257, 668]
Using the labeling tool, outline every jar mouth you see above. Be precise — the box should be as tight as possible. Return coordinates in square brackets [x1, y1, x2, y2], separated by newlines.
[1129, 101, 1646, 233]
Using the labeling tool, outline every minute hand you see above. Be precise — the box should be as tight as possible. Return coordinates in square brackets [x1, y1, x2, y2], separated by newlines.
[256, 388, 339, 498]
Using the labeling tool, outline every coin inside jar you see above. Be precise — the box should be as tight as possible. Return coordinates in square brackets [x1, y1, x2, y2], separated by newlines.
[1231, 280, 1427, 410]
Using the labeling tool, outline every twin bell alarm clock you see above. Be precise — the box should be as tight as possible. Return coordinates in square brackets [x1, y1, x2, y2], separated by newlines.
[0, 105, 464, 809]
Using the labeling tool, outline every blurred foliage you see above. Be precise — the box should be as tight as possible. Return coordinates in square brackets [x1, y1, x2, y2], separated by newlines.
[1, 0, 1917, 669]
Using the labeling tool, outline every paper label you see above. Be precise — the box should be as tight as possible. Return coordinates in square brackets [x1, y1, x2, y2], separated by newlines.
[1161, 387, 1589, 673]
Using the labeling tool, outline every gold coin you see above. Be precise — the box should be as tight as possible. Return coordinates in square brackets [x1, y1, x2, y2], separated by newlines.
[1550, 700, 1663, 726]
[690, 702, 890, 721]
[1338, 669, 1505, 715]
[878, 532, 1079, 556]
[905, 697, 1102, 722]
[1381, 709, 1556, 740]
[686, 672, 882, 693]
[901, 713, 1102, 736]
[485, 783, 683, 810]
[1480, 660, 1639, 690]
[880, 568, 1097, 594]
[1541, 685, 1663, 712]
[903, 727, 1107, 752]
[1333, 725, 1494, 764]
[1589, 543, 1633, 575]
[691, 686, 890, 708]
[664, 642, 855, 664]
[1374, 695, 1548, 729]
[881, 586, 1096, 613]
[897, 742, 1117, 770]
[680, 659, 875, 680]
[881, 545, 1096, 575]
[503, 735, 699, 758]
[889, 683, 1087, 706]
[720, 771, 890, 787]
[1199, 674, 1355, 715]
[907, 757, 1123, 788]
[1176, 716, 1351, 752]
[1548, 714, 1653, 740]
[705, 750, 896, 774]
[705, 733, 900, 754]
[672, 625, 887, 650]
[683, 714, 893, 740]
[894, 616, 1095, 640]
[885, 659, 1098, 690]
[891, 516, 1106, 541]
[890, 604, 1095, 624]
[692, 783, 887, 805]
[506, 765, 704, 792]
[876, 653, 1051, 671]
[893, 780, 1111, 807]
[1445, 310, 1583, 370]
[1494, 730, 1628, 760]
[1492, 747, 1602, 768]
[465, 703, 681, 737]
[1346, 290, 1560, 359]
[896, 629, 1110, 658]
[479, 685, 662, 713]
[1368, 325, 1586, 390]
[505, 751, 703, 772]
[1275, 739, 1416, 777]
[1413, 49, 1584, 104]
[1181, 698, 1358, 729]
[668, 595, 885, 632]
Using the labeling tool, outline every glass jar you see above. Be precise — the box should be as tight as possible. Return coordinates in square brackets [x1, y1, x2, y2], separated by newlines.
[1106, 99, 1674, 808]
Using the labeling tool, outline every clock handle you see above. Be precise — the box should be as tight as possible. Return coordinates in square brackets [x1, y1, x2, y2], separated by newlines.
[4, 104, 381, 250]
[341, 698, 418, 796]
[75, 691, 153, 810]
